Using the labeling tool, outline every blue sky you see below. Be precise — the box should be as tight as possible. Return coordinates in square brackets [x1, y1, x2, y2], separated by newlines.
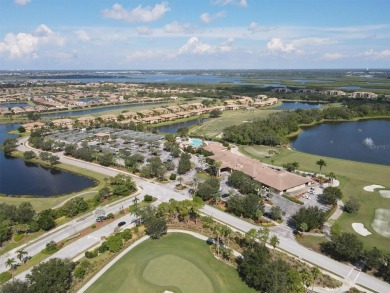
[0, 0, 389, 69]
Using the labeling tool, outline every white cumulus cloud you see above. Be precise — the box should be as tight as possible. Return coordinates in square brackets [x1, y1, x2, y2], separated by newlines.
[14, 0, 30, 5]
[200, 11, 225, 23]
[102, 2, 170, 23]
[212, 0, 247, 7]
[266, 38, 301, 54]
[178, 37, 214, 54]
[364, 49, 390, 58]
[178, 37, 234, 55]
[0, 24, 63, 59]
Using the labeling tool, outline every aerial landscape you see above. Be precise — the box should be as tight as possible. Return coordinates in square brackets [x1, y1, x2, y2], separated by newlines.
[1, 1, 390, 293]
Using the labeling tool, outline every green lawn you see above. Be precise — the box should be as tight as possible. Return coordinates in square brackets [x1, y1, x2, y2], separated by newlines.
[191, 109, 278, 138]
[296, 235, 328, 253]
[239, 145, 390, 252]
[86, 233, 256, 293]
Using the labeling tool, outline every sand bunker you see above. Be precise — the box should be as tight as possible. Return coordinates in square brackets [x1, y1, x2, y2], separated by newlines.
[352, 223, 372, 236]
[371, 209, 390, 239]
[379, 190, 390, 199]
[363, 185, 385, 192]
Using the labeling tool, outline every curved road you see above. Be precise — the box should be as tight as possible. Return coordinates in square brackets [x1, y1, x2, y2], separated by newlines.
[5, 137, 390, 293]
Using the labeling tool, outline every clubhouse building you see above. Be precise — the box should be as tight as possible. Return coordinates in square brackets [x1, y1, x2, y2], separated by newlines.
[204, 142, 312, 195]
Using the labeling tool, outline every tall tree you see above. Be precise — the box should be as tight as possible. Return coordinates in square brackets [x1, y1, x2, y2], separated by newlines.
[270, 235, 280, 249]
[5, 258, 17, 271]
[16, 249, 28, 263]
[316, 159, 327, 174]
[26, 258, 74, 293]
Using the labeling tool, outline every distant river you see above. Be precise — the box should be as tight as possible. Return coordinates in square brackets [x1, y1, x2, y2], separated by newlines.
[0, 124, 95, 196]
[291, 119, 390, 166]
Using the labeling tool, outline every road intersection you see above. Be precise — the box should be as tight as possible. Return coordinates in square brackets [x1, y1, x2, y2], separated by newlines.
[4, 137, 389, 293]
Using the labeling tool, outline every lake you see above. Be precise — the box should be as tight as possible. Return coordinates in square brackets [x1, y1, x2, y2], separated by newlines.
[0, 103, 29, 108]
[155, 118, 208, 133]
[0, 124, 95, 196]
[275, 102, 322, 110]
[291, 120, 390, 166]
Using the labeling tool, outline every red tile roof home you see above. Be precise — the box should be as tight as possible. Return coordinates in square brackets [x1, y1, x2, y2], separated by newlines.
[204, 142, 311, 193]
[160, 113, 178, 121]
[141, 116, 162, 124]
[137, 109, 155, 117]
[166, 105, 182, 112]
[76, 116, 95, 124]
[152, 107, 169, 115]
[100, 114, 117, 121]
[22, 122, 46, 131]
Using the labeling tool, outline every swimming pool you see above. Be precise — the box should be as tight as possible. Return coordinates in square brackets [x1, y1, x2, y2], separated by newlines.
[190, 138, 203, 147]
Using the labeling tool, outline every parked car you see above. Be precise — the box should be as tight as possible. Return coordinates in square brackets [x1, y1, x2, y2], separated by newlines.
[96, 216, 105, 222]
[118, 221, 126, 227]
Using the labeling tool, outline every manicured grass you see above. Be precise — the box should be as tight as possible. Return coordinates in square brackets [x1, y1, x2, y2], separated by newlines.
[191, 109, 278, 138]
[239, 145, 390, 252]
[296, 235, 328, 253]
[86, 233, 256, 293]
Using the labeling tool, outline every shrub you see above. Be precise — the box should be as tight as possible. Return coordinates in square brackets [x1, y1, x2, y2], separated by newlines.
[170, 173, 177, 180]
[85, 249, 98, 259]
[121, 229, 133, 241]
[42, 241, 58, 254]
[0, 272, 12, 285]
[281, 193, 304, 205]
[106, 213, 115, 219]
[73, 266, 86, 279]
[98, 242, 109, 253]
[79, 260, 91, 269]
[13, 234, 25, 242]
[91, 224, 96, 229]
[144, 194, 154, 202]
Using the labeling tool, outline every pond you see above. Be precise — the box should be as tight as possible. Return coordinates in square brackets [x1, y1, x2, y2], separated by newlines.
[0, 103, 29, 108]
[0, 124, 96, 196]
[290, 119, 390, 166]
[155, 119, 208, 134]
[275, 102, 322, 110]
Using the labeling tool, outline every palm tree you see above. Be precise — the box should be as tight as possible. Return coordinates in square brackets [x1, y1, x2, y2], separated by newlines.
[270, 235, 280, 249]
[258, 227, 270, 245]
[16, 249, 28, 263]
[328, 172, 336, 186]
[214, 224, 223, 258]
[5, 258, 17, 271]
[292, 161, 300, 171]
[222, 225, 232, 247]
[300, 269, 313, 291]
[311, 266, 321, 292]
[316, 159, 327, 174]
[177, 176, 183, 187]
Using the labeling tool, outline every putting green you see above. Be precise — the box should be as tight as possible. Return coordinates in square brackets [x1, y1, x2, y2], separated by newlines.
[143, 254, 214, 292]
[372, 209, 390, 238]
[85, 233, 256, 293]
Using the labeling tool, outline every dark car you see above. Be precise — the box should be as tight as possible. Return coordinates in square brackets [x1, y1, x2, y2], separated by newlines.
[118, 221, 126, 227]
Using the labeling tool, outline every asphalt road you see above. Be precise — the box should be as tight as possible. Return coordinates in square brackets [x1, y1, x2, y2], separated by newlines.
[6, 137, 390, 293]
